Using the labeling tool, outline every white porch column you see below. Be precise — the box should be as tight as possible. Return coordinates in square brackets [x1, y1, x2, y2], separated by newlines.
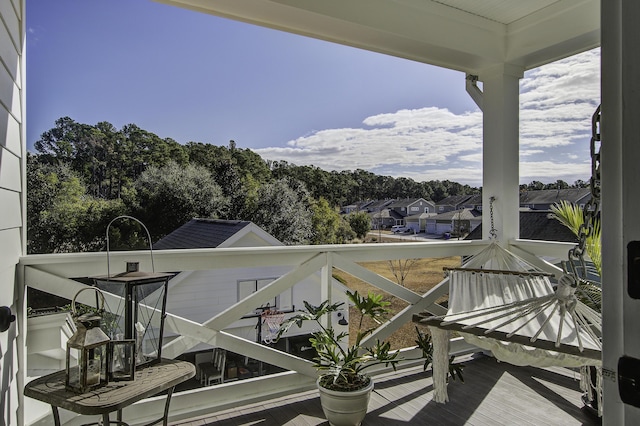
[479, 65, 523, 243]
[601, 0, 640, 424]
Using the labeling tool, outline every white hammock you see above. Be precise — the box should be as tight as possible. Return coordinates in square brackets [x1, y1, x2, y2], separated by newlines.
[422, 242, 602, 406]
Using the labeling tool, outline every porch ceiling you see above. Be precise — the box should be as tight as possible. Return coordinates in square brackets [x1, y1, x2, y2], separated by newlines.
[156, 0, 599, 74]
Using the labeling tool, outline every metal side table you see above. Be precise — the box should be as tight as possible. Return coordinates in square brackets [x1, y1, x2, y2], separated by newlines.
[24, 359, 195, 426]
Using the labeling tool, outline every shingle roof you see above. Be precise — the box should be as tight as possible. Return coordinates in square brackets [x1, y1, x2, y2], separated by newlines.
[436, 194, 474, 206]
[519, 188, 591, 205]
[465, 211, 578, 242]
[463, 194, 483, 205]
[154, 218, 252, 250]
[388, 198, 432, 208]
[364, 199, 395, 212]
[429, 208, 481, 220]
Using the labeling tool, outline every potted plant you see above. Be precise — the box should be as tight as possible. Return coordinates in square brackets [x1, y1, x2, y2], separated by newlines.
[277, 290, 462, 426]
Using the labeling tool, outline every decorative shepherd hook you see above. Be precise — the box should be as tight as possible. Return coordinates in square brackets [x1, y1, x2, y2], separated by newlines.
[106, 215, 155, 277]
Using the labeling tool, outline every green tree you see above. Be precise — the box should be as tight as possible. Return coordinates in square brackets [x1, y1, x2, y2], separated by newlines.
[310, 198, 350, 244]
[244, 178, 313, 245]
[131, 162, 229, 239]
[26, 155, 124, 253]
[348, 211, 371, 239]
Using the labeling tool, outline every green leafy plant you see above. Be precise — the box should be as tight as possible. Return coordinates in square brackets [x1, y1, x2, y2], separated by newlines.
[550, 200, 602, 312]
[550, 200, 601, 275]
[277, 290, 463, 391]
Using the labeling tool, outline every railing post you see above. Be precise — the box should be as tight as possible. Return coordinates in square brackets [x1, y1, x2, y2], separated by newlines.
[321, 252, 333, 328]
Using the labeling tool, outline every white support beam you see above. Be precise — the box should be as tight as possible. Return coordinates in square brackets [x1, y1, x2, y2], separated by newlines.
[601, 0, 640, 423]
[479, 64, 523, 243]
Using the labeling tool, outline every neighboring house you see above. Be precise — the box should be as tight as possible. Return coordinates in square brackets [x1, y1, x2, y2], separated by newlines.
[363, 199, 396, 213]
[369, 208, 404, 229]
[519, 188, 591, 211]
[435, 194, 475, 213]
[461, 194, 483, 211]
[405, 212, 434, 233]
[425, 208, 482, 235]
[154, 219, 350, 352]
[341, 200, 374, 214]
[388, 198, 436, 218]
[466, 210, 578, 243]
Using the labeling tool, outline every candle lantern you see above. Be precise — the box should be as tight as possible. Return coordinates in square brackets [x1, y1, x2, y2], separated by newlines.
[108, 339, 136, 381]
[92, 216, 172, 368]
[66, 288, 110, 393]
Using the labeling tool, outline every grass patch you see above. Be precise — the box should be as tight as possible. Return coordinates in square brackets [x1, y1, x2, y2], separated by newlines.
[333, 255, 461, 349]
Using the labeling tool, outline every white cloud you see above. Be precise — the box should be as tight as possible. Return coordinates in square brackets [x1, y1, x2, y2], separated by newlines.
[255, 49, 600, 187]
[520, 149, 545, 157]
[520, 161, 590, 184]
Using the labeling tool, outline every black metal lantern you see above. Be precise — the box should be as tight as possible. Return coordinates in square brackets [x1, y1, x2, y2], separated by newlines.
[92, 216, 172, 368]
[66, 288, 110, 393]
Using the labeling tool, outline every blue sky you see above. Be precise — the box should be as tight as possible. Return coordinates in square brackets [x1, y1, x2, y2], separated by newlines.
[26, 0, 600, 187]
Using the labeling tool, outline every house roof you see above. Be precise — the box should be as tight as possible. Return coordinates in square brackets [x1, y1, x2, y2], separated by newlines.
[154, 219, 254, 249]
[388, 198, 434, 208]
[369, 209, 404, 220]
[463, 194, 483, 205]
[519, 188, 591, 205]
[361, 199, 394, 212]
[435, 194, 474, 207]
[342, 200, 374, 211]
[159, 0, 599, 74]
[429, 208, 482, 221]
[466, 210, 579, 242]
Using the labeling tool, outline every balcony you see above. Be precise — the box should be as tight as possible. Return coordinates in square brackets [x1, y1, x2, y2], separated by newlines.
[172, 355, 598, 426]
[20, 237, 595, 425]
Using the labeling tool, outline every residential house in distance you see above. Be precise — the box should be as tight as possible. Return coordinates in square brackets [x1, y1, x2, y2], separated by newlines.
[519, 188, 591, 211]
[364, 199, 396, 214]
[369, 208, 402, 230]
[341, 200, 374, 215]
[425, 208, 482, 236]
[435, 194, 476, 213]
[387, 198, 436, 232]
[361, 199, 397, 229]
[467, 210, 578, 243]
[388, 198, 436, 216]
[467, 210, 579, 266]
[461, 194, 483, 211]
[404, 212, 433, 233]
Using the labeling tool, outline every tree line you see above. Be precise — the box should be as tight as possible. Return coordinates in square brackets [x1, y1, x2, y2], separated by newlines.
[27, 117, 583, 253]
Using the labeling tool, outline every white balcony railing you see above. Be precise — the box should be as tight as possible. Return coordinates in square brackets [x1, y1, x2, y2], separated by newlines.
[20, 238, 572, 425]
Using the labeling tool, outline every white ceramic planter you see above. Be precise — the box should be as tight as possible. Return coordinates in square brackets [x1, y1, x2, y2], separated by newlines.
[317, 377, 374, 426]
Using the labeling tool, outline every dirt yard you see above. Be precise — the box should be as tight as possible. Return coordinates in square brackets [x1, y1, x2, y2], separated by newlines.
[332, 244, 461, 349]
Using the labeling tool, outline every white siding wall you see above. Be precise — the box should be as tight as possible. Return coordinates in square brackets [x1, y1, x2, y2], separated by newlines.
[0, 0, 24, 425]
[164, 265, 330, 351]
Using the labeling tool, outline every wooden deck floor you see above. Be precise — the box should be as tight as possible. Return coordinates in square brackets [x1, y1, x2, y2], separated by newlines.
[170, 354, 601, 426]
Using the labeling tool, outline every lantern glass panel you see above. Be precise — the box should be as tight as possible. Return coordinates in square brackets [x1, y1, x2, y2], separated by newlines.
[93, 272, 170, 367]
[66, 347, 80, 389]
[109, 340, 136, 381]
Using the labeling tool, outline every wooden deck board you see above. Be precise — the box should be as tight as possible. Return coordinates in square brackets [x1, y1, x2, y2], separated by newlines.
[171, 354, 601, 426]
